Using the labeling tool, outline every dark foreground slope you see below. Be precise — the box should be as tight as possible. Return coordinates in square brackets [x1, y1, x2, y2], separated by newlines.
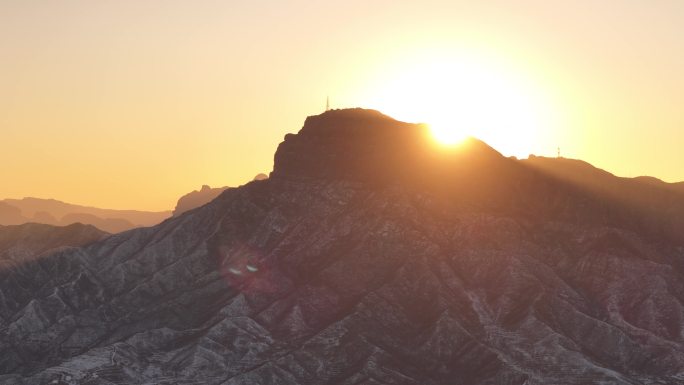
[2, 109, 684, 385]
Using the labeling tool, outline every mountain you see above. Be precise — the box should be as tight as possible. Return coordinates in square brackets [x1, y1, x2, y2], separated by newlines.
[173, 175, 269, 217]
[2, 108, 684, 384]
[0, 198, 171, 233]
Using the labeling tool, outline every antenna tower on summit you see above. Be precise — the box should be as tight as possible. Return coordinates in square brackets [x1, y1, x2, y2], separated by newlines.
[557, 147, 561, 158]
[326, 96, 330, 112]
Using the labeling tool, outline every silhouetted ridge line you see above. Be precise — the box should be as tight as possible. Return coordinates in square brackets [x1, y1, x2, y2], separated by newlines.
[272, 108, 508, 186]
[272, 109, 684, 244]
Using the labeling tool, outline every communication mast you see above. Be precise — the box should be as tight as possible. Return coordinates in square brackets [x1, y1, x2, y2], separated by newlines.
[326, 96, 330, 112]
[557, 147, 561, 158]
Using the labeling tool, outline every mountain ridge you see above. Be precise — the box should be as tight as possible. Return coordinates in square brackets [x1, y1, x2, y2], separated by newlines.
[2, 108, 684, 384]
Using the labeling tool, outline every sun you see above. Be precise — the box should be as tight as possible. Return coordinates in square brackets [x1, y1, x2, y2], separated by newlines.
[358, 51, 557, 155]
[430, 122, 466, 145]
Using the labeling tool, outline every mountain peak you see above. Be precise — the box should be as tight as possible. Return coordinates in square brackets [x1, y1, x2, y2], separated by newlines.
[303, 107, 398, 126]
[272, 108, 506, 187]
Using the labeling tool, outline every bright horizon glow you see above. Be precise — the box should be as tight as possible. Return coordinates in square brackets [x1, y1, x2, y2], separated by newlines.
[2, 1, 684, 210]
[357, 51, 559, 154]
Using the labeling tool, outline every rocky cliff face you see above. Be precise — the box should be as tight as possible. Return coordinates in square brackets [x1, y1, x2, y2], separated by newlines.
[2, 109, 684, 385]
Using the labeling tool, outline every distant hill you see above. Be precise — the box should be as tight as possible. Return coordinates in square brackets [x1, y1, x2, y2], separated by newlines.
[60, 213, 136, 234]
[0, 197, 171, 233]
[0, 202, 24, 226]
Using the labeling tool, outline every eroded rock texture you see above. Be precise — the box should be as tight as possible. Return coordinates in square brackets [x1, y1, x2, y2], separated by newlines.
[2, 109, 684, 385]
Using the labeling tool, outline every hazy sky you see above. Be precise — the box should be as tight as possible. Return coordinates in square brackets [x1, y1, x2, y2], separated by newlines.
[1, 1, 683, 210]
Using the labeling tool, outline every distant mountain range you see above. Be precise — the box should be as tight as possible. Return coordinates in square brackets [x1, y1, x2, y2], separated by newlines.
[0, 173, 269, 233]
[3, 109, 684, 384]
[0, 198, 171, 233]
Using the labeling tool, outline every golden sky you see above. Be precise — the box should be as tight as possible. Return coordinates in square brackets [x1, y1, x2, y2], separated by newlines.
[1, 1, 683, 211]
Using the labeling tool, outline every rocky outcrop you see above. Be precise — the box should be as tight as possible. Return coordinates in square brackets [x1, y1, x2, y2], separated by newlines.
[2, 109, 684, 384]
[253, 173, 268, 181]
[172, 185, 231, 216]
[173, 176, 268, 217]
[273, 109, 448, 183]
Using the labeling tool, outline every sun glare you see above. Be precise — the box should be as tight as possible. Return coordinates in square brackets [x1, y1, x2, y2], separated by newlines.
[430, 122, 466, 145]
[359, 51, 557, 155]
